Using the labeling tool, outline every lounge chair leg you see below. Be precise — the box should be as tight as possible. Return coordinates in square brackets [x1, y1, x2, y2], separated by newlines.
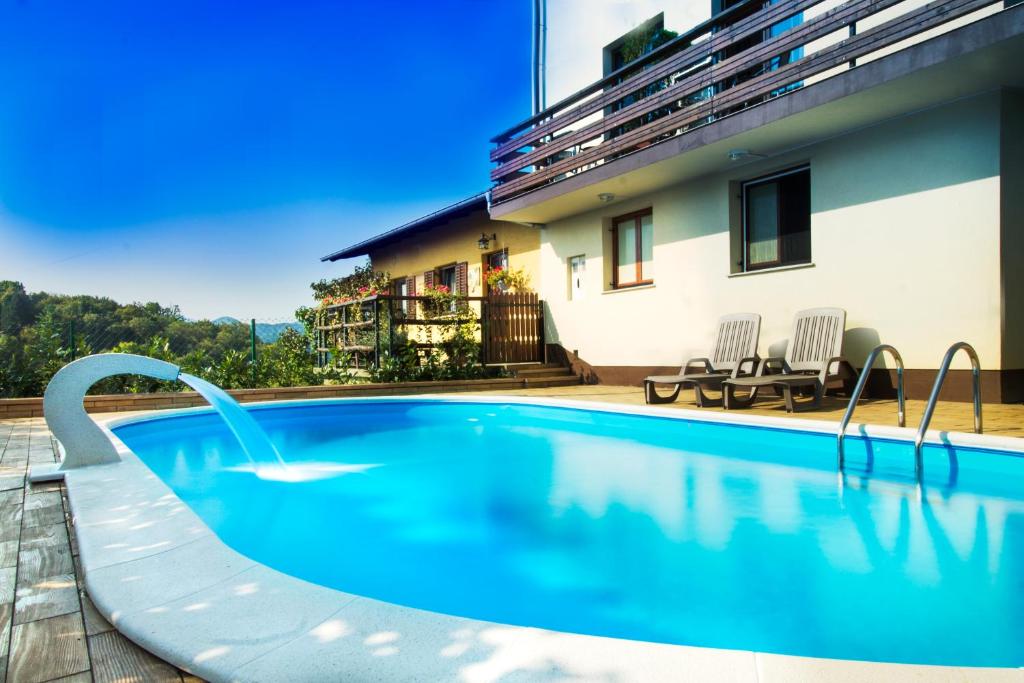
[645, 381, 681, 405]
[781, 385, 796, 413]
[724, 384, 756, 410]
[693, 383, 723, 408]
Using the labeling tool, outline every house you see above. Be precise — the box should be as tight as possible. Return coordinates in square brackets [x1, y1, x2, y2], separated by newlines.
[487, 0, 1024, 401]
[321, 193, 540, 299]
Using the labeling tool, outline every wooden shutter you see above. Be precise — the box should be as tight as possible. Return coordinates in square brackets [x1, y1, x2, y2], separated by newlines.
[406, 276, 416, 297]
[456, 262, 468, 296]
[423, 270, 434, 289]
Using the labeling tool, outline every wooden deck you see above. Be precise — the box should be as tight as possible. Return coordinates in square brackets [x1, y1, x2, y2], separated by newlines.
[0, 387, 1020, 681]
[0, 417, 202, 683]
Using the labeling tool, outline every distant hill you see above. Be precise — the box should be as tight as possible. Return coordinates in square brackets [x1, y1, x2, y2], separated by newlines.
[213, 317, 304, 343]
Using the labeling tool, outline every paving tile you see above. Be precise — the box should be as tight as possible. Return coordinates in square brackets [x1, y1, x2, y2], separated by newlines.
[0, 566, 15, 603]
[89, 629, 182, 683]
[23, 492, 61, 510]
[20, 523, 69, 551]
[81, 590, 114, 636]
[47, 674, 92, 682]
[84, 535, 255, 618]
[0, 602, 10, 657]
[21, 492, 64, 528]
[14, 573, 79, 624]
[8, 613, 89, 683]
[0, 491, 22, 508]
[120, 564, 356, 676]
[0, 542, 16, 569]
[0, 506, 22, 540]
[0, 655, 6, 683]
[0, 477, 24, 492]
[17, 545, 74, 587]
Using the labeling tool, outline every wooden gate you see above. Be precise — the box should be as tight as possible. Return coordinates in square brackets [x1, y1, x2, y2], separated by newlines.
[483, 292, 545, 364]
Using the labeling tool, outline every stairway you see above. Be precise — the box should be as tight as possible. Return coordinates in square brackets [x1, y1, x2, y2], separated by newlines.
[497, 362, 581, 388]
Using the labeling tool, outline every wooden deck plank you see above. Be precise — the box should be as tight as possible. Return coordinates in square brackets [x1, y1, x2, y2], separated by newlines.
[88, 630, 183, 683]
[0, 542, 17, 570]
[0, 567, 14, 604]
[16, 545, 74, 588]
[0, 507, 22, 541]
[14, 574, 79, 625]
[0, 603, 11, 658]
[80, 592, 114, 637]
[8, 613, 89, 683]
[20, 523, 69, 551]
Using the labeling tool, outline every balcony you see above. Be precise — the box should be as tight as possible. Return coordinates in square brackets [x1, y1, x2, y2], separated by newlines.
[489, 0, 1024, 220]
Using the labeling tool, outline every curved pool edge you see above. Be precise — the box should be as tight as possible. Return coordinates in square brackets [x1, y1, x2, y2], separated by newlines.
[101, 393, 1024, 455]
[67, 396, 1024, 683]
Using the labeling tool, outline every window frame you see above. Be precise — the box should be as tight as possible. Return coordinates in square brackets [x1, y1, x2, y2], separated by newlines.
[392, 277, 409, 315]
[611, 208, 654, 289]
[436, 263, 458, 292]
[741, 165, 811, 273]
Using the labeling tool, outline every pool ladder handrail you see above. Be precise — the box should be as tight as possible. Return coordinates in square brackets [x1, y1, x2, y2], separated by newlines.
[837, 344, 905, 471]
[914, 341, 982, 474]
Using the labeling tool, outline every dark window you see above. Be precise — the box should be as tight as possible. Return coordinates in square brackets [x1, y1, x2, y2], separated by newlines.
[392, 277, 409, 314]
[612, 209, 654, 288]
[438, 264, 457, 292]
[742, 166, 811, 271]
[486, 249, 508, 271]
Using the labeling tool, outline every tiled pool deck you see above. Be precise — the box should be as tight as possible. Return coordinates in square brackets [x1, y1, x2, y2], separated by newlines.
[1, 386, 1022, 682]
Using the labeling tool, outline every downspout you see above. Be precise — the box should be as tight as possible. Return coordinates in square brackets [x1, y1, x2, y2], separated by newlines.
[531, 0, 547, 115]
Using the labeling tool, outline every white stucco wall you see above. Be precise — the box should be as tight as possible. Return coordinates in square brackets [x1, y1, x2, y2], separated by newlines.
[539, 92, 1006, 372]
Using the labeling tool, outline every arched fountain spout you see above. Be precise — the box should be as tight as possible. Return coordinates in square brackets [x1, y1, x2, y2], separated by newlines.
[32, 353, 286, 482]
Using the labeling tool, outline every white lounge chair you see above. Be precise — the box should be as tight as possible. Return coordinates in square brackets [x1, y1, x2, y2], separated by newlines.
[644, 313, 761, 406]
[723, 307, 851, 412]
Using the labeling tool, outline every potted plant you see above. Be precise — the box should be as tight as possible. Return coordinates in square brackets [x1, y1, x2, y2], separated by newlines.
[485, 265, 530, 293]
[421, 284, 455, 316]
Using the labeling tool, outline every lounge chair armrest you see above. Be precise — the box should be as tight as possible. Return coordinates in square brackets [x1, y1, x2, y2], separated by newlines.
[731, 355, 761, 378]
[682, 357, 714, 375]
[818, 356, 845, 384]
[756, 356, 786, 376]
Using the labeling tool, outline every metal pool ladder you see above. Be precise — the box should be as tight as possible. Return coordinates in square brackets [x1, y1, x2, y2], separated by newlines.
[837, 344, 905, 471]
[914, 341, 982, 475]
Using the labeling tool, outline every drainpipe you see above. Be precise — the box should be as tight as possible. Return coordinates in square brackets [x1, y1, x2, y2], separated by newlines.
[531, 0, 547, 115]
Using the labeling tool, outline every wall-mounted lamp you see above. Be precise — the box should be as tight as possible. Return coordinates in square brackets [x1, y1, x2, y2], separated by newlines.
[477, 233, 497, 250]
[597, 192, 616, 203]
[727, 149, 768, 162]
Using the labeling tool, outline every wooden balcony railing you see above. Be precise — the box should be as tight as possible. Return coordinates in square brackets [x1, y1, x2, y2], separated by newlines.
[489, 0, 1011, 205]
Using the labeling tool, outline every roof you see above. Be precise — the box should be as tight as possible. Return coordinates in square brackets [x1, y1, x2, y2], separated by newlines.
[320, 192, 489, 262]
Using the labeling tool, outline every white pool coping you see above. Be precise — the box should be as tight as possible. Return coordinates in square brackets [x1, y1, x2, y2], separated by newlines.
[67, 395, 1024, 683]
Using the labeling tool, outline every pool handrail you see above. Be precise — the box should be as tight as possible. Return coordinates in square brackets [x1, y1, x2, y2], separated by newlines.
[914, 341, 982, 476]
[837, 344, 905, 471]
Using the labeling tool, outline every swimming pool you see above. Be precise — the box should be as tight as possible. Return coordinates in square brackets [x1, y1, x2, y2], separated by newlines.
[111, 399, 1024, 668]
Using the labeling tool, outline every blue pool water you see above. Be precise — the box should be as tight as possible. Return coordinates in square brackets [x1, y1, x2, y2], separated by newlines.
[113, 400, 1024, 666]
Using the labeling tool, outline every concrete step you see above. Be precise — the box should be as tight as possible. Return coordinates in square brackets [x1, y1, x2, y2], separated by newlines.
[517, 375, 582, 388]
[511, 366, 575, 378]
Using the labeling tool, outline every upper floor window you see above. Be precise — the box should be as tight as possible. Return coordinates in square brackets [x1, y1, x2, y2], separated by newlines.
[742, 166, 810, 271]
[612, 209, 654, 288]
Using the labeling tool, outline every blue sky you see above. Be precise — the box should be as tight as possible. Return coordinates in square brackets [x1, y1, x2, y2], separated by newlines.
[0, 0, 531, 320]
